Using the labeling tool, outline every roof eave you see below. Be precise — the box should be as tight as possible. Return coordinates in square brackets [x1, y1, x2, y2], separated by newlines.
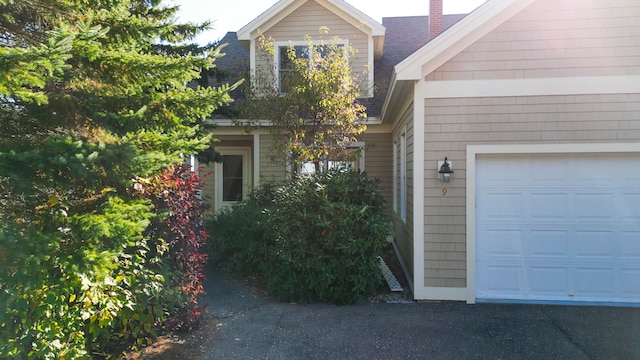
[237, 0, 298, 40]
[237, 0, 386, 41]
[394, 0, 536, 81]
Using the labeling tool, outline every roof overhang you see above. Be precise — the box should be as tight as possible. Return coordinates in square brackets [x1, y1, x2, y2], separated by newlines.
[394, 0, 535, 81]
[237, 0, 385, 47]
[381, 0, 535, 122]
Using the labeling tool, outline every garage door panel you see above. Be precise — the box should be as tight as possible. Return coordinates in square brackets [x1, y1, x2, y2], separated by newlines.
[476, 153, 640, 304]
[531, 193, 568, 219]
[529, 230, 569, 257]
[478, 229, 523, 257]
[621, 270, 640, 296]
[574, 164, 612, 185]
[575, 268, 616, 296]
[529, 267, 567, 294]
[574, 231, 616, 258]
[476, 157, 526, 186]
[621, 193, 640, 220]
[477, 192, 523, 220]
[620, 232, 640, 258]
[531, 159, 567, 184]
[479, 266, 524, 294]
[575, 193, 616, 219]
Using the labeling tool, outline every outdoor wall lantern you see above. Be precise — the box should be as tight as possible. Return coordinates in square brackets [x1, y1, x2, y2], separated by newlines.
[438, 157, 453, 183]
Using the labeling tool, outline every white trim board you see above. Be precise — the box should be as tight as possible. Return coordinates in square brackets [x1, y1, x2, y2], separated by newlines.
[424, 76, 640, 99]
[465, 142, 640, 304]
[412, 81, 426, 301]
[414, 287, 469, 302]
[237, 0, 384, 41]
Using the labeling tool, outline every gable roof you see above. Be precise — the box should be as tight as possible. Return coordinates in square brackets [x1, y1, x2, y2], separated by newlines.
[361, 14, 466, 118]
[215, 14, 467, 119]
[237, 0, 385, 41]
[395, 0, 535, 80]
[381, 0, 536, 121]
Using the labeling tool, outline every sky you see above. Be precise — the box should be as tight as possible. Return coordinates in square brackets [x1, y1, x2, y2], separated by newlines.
[170, 0, 488, 45]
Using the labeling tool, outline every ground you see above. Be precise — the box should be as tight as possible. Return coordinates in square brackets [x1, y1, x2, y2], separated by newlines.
[121, 250, 410, 359]
[120, 312, 218, 360]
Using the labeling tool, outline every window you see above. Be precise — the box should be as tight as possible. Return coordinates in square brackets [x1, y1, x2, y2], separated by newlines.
[275, 40, 348, 93]
[299, 143, 364, 175]
[278, 45, 306, 92]
[221, 155, 243, 201]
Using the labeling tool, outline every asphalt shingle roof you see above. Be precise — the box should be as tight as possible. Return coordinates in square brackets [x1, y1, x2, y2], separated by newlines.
[213, 14, 468, 119]
[361, 14, 467, 118]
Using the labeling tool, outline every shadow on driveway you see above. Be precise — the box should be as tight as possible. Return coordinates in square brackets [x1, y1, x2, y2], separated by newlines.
[199, 270, 640, 360]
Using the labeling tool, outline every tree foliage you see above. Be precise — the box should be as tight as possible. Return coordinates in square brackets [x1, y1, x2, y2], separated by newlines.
[0, 0, 231, 357]
[240, 29, 367, 176]
[209, 169, 390, 305]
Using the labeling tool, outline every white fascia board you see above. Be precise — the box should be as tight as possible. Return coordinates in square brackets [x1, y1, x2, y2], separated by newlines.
[381, 76, 415, 124]
[380, 71, 398, 122]
[423, 76, 640, 98]
[238, 0, 385, 41]
[395, 0, 535, 81]
[367, 35, 375, 95]
[324, 0, 386, 36]
[237, 0, 300, 40]
[374, 35, 384, 60]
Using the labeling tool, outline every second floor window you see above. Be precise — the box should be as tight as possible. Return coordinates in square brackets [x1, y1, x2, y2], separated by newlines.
[275, 41, 348, 93]
[278, 45, 306, 93]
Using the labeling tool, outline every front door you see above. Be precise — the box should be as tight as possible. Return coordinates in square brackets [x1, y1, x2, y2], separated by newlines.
[215, 147, 251, 211]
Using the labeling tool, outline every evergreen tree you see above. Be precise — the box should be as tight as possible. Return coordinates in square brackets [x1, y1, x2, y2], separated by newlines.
[0, 0, 233, 357]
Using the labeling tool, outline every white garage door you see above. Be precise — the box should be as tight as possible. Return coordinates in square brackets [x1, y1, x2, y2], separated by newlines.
[476, 153, 640, 304]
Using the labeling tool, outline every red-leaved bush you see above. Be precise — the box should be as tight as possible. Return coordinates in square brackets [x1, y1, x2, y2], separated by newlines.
[138, 164, 210, 330]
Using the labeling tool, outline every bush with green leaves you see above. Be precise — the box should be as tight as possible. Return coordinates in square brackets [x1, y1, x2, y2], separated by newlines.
[0, 194, 171, 358]
[208, 184, 276, 276]
[210, 169, 390, 305]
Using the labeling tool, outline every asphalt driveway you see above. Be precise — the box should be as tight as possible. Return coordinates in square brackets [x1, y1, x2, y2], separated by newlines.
[199, 271, 640, 360]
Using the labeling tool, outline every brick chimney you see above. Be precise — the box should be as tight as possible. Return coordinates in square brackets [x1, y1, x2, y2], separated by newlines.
[429, 0, 444, 41]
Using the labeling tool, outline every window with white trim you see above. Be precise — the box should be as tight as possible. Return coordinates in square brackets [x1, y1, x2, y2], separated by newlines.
[275, 40, 348, 93]
[299, 142, 364, 175]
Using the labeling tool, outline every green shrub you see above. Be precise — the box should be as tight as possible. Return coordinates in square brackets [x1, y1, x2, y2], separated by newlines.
[208, 184, 276, 276]
[209, 170, 390, 305]
[0, 196, 170, 359]
[0, 165, 211, 358]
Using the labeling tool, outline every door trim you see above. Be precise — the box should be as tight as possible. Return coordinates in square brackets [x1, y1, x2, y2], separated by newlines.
[215, 146, 252, 211]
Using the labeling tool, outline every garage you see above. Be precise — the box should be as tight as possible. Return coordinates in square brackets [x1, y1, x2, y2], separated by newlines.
[475, 153, 640, 304]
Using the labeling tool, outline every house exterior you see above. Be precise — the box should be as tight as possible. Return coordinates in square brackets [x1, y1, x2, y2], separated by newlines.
[205, 0, 640, 306]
